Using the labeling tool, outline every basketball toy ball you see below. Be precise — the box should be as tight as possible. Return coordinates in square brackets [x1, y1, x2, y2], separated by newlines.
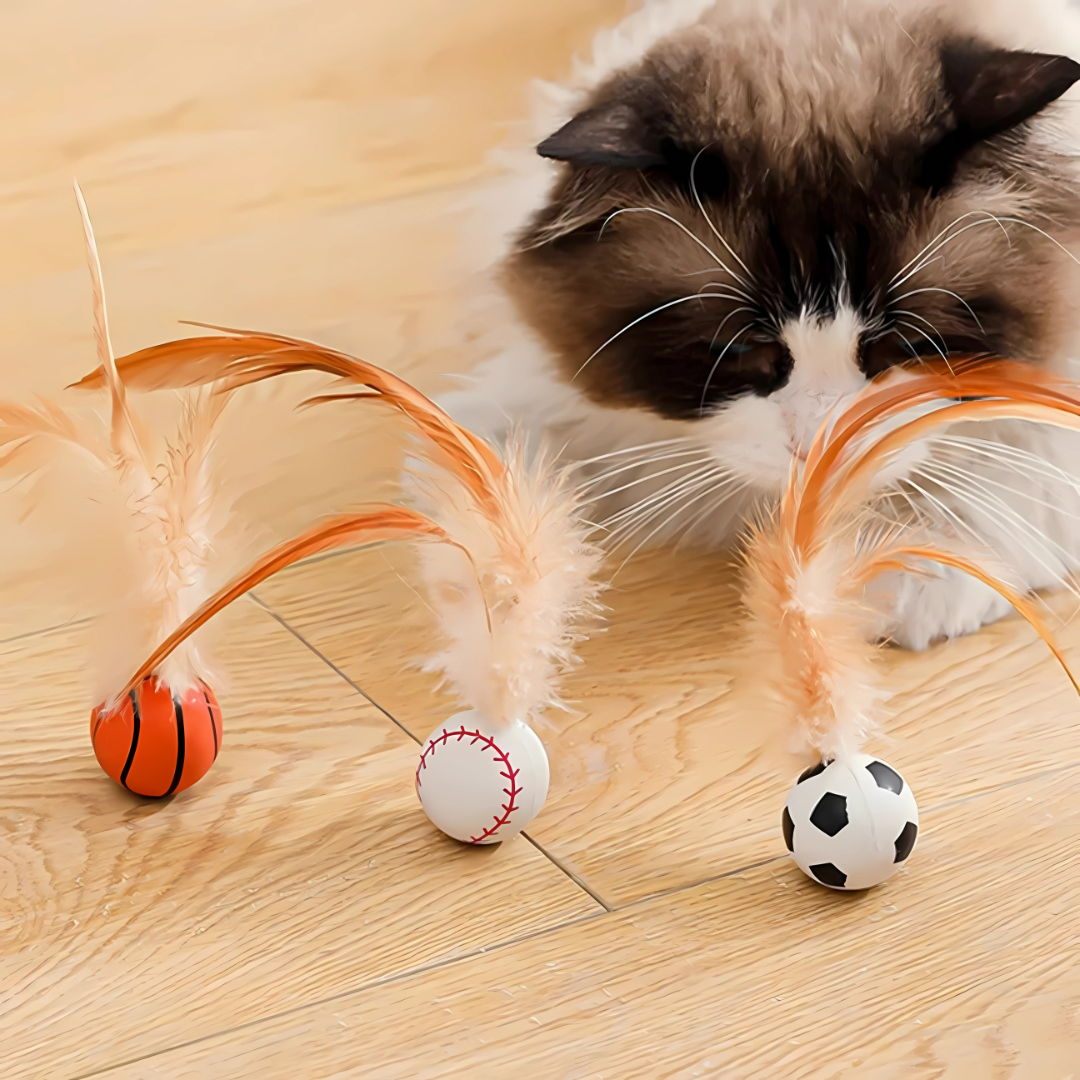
[416, 711, 550, 844]
[782, 754, 919, 891]
[91, 677, 222, 797]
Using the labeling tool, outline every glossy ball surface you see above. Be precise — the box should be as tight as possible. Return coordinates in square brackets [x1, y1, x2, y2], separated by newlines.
[91, 677, 222, 797]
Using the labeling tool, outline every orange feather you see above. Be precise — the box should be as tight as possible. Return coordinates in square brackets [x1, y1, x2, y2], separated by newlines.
[746, 357, 1080, 759]
[119, 506, 456, 696]
[71, 325, 505, 515]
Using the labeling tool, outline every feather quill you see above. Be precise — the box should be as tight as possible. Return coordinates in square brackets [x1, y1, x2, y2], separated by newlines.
[745, 359, 1080, 760]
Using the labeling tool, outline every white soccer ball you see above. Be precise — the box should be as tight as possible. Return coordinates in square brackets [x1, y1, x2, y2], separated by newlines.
[782, 754, 919, 891]
[415, 711, 550, 844]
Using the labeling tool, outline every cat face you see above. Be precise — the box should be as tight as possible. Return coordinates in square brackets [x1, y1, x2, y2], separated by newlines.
[502, 2, 1080, 491]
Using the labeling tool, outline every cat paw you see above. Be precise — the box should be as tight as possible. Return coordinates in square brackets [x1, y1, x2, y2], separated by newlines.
[866, 566, 1016, 652]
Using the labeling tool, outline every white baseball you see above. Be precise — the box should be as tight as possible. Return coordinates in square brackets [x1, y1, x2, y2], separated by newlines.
[415, 710, 550, 844]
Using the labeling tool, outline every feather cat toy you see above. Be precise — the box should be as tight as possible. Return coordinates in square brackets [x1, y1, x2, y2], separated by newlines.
[75, 328, 604, 841]
[0, 184, 236, 796]
[747, 360, 1080, 890]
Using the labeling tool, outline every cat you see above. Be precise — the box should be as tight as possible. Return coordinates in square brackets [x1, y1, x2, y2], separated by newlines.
[440, 0, 1080, 651]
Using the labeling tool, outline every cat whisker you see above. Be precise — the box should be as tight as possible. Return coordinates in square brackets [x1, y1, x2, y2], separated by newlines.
[912, 465, 1078, 594]
[599, 207, 754, 296]
[573, 293, 737, 380]
[931, 436, 1080, 491]
[895, 319, 953, 373]
[582, 455, 715, 501]
[696, 283, 754, 303]
[923, 456, 1080, 528]
[605, 473, 733, 550]
[613, 475, 749, 572]
[933, 444, 1080, 498]
[577, 448, 710, 491]
[989, 215, 1080, 270]
[889, 287, 986, 336]
[689, 148, 758, 287]
[602, 472, 738, 548]
[882, 329, 932, 369]
[571, 437, 696, 468]
[889, 212, 1013, 291]
[890, 218, 1012, 294]
[673, 480, 753, 551]
[700, 322, 760, 413]
[601, 464, 727, 531]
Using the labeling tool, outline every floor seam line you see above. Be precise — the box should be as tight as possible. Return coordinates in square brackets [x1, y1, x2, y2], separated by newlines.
[64, 909, 611, 1080]
[247, 591, 421, 745]
[59, 759, 1080, 1079]
[246, 595, 610, 910]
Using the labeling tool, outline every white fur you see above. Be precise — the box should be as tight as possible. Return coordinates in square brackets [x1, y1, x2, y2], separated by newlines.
[442, 0, 1080, 650]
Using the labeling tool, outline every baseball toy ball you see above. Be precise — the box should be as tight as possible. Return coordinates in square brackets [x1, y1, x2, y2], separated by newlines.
[91, 677, 222, 797]
[416, 710, 550, 844]
[782, 754, 919, 891]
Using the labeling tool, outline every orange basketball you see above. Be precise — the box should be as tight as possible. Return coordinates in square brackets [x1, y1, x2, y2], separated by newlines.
[91, 677, 222, 797]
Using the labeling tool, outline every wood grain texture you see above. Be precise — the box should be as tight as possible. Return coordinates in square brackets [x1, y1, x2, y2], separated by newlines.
[256, 543, 1080, 907]
[0, 600, 599, 1080]
[91, 768, 1080, 1079]
[0, 0, 626, 285]
[1, 0, 1078, 1075]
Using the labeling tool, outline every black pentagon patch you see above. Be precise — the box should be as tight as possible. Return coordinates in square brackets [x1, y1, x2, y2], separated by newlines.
[810, 792, 848, 836]
[798, 761, 827, 783]
[894, 821, 918, 863]
[782, 806, 795, 852]
[866, 760, 904, 794]
[809, 862, 848, 888]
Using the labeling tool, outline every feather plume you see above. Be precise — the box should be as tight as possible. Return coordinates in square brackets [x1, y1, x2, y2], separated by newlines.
[88, 328, 606, 729]
[119, 507, 455, 696]
[71, 324, 505, 515]
[745, 359, 1080, 760]
[0, 186, 240, 700]
[414, 434, 605, 726]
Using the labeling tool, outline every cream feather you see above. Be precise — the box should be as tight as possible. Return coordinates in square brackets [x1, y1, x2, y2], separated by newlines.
[414, 435, 604, 726]
[0, 185, 236, 702]
[744, 359, 1080, 760]
[74, 329, 606, 728]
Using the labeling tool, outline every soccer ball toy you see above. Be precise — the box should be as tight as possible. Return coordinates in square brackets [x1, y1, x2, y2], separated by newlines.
[416, 711, 550, 844]
[91, 677, 222, 798]
[782, 754, 919, 891]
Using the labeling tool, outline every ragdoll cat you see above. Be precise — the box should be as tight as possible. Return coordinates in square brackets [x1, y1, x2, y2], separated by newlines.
[440, 0, 1080, 650]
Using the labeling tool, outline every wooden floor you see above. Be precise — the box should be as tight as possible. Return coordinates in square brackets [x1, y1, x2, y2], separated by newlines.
[2, 3, 1079, 1077]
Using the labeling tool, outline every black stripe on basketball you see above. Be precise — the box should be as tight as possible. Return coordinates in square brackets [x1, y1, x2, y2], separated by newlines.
[164, 692, 187, 797]
[203, 688, 218, 760]
[119, 689, 142, 790]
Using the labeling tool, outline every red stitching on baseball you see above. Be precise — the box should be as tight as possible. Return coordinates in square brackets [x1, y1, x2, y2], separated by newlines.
[415, 725, 523, 843]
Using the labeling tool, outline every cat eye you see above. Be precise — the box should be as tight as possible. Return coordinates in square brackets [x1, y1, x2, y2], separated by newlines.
[859, 331, 986, 377]
[697, 338, 791, 403]
[708, 334, 775, 358]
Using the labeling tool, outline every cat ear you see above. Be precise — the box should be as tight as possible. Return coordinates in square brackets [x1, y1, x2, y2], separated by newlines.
[942, 44, 1080, 138]
[919, 44, 1080, 190]
[537, 101, 666, 169]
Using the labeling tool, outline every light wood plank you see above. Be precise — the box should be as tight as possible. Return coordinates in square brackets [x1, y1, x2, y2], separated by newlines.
[256, 543, 1080, 907]
[91, 766, 1080, 1079]
[0, 185, 468, 640]
[0, 0, 625, 285]
[0, 600, 600, 1080]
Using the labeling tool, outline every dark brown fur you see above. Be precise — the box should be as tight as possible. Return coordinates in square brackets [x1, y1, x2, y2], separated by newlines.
[502, 3, 1080, 420]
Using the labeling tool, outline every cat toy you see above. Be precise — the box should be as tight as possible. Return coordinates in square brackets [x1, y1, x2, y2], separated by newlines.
[0, 184, 230, 797]
[74, 329, 604, 842]
[746, 360, 1080, 889]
